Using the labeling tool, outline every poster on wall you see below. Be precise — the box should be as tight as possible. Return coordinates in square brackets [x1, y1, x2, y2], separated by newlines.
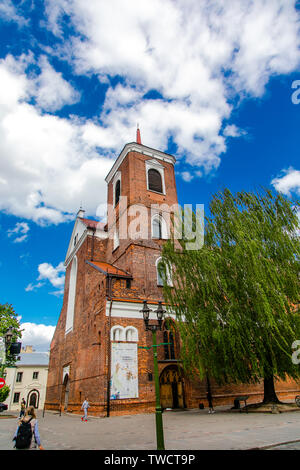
[110, 343, 138, 400]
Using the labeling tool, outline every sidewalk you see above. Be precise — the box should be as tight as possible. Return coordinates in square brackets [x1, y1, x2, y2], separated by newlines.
[1, 406, 300, 450]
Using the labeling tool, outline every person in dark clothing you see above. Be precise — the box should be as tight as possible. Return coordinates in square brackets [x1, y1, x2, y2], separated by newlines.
[207, 390, 215, 414]
[19, 399, 26, 418]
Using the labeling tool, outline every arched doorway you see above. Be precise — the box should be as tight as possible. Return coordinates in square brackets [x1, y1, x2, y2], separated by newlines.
[27, 389, 40, 409]
[62, 374, 70, 411]
[159, 366, 185, 410]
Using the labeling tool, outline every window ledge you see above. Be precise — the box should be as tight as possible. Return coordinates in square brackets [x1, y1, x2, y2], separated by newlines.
[147, 188, 165, 196]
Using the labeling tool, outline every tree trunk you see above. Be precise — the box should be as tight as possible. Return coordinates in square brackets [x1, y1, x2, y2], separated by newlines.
[263, 375, 281, 404]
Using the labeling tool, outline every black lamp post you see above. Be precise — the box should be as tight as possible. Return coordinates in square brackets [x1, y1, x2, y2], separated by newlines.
[140, 300, 166, 450]
[5, 327, 21, 356]
[4, 327, 13, 351]
[0, 327, 13, 378]
[0, 327, 21, 377]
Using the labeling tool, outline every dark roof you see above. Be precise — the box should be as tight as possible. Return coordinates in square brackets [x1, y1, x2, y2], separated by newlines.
[86, 260, 132, 278]
[17, 352, 49, 366]
[80, 218, 106, 231]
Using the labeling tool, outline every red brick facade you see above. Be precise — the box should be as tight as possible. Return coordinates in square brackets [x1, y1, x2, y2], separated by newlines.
[45, 140, 300, 416]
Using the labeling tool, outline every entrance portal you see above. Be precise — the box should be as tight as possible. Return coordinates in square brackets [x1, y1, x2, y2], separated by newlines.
[62, 374, 70, 411]
[159, 366, 185, 410]
[27, 389, 40, 409]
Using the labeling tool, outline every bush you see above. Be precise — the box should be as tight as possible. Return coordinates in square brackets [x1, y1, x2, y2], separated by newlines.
[0, 385, 10, 403]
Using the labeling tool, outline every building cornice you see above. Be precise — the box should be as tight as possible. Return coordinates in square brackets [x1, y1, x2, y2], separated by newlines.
[105, 142, 176, 184]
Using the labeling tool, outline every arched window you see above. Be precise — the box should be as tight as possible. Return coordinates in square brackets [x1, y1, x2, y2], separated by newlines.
[65, 256, 77, 334]
[125, 326, 138, 342]
[113, 171, 121, 207]
[152, 216, 162, 239]
[148, 169, 163, 193]
[111, 325, 138, 342]
[115, 180, 121, 207]
[156, 257, 173, 287]
[163, 321, 176, 360]
[111, 326, 125, 341]
[152, 214, 168, 239]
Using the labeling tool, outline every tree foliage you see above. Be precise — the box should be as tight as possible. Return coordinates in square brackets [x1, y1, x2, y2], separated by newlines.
[0, 303, 22, 367]
[0, 385, 10, 403]
[162, 189, 300, 400]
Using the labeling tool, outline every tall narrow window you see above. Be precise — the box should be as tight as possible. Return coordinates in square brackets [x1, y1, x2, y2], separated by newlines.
[152, 214, 168, 239]
[163, 322, 176, 360]
[13, 392, 20, 403]
[113, 229, 119, 250]
[65, 256, 77, 334]
[16, 372, 23, 383]
[148, 169, 163, 193]
[115, 180, 121, 207]
[156, 257, 172, 286]
[152, 216, 162, 239]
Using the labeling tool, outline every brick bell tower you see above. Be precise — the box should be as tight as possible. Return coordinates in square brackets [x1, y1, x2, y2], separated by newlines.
[45, 128, 188, 418]
[105, 127, 178, 301]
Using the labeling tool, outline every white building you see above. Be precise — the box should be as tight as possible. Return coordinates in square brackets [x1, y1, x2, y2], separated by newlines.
[4, 346, 49, 411]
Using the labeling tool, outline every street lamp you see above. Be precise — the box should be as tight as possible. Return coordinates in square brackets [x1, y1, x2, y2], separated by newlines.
[0, 327, 21, 377]
[0, 327, 14, 378]
[140, 300, 166, 450]
[4, 327, 13, 351]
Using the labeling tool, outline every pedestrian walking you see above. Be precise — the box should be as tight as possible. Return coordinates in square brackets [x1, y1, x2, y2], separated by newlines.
[13, 406, 44, 450]
[207, 390, 215, 414]
[81, 397, 90, 422]
[19, 399, 26, 418]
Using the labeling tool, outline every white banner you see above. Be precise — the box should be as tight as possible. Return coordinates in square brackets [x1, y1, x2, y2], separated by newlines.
[110, 343, 138, 399]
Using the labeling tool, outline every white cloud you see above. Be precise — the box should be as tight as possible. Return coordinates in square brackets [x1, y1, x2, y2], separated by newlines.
[271, 168, 300, 197]
[25, 261, 65, 295]
[0, 54, 113, 224]
[37, 261, 65, 288]
[44, 0, 300, 169]
[0, 1, 299, 224]
[180, 171, 194, 183]
[25, 282, 44, 292]
[34, 55, 80, 112]
[20, 322, 55, 352]
[223, 124, 246, 138]
[0, 0, 27, 26]
[7, 221, 30, 243]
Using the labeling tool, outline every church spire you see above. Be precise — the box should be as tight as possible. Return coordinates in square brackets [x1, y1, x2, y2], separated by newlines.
[136, 124, 141, 144]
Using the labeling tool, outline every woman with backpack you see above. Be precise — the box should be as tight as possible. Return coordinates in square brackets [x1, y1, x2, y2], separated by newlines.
[13, 405, 44, 450]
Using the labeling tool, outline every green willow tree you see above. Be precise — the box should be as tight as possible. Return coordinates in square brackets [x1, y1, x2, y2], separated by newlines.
[161, 189, 300, 404]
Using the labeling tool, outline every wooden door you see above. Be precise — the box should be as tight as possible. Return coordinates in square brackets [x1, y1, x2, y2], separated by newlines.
[177, 382, 184, 408]
[29, 393, 37, 408]
[160, 384, 173, 409]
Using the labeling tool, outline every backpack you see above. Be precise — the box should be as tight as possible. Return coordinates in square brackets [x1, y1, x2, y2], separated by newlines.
[15, 417, 33, 449]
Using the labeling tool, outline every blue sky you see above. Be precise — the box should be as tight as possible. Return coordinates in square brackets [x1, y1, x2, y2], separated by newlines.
[0, 1, 300, 351]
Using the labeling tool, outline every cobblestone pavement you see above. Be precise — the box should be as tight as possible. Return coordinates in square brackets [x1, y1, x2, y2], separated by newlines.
[1, 406, 300, 450]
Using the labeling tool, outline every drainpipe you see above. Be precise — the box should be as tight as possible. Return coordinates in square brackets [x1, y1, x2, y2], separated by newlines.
[91, 227, 96, 261]
[106, 275, 113, 417]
